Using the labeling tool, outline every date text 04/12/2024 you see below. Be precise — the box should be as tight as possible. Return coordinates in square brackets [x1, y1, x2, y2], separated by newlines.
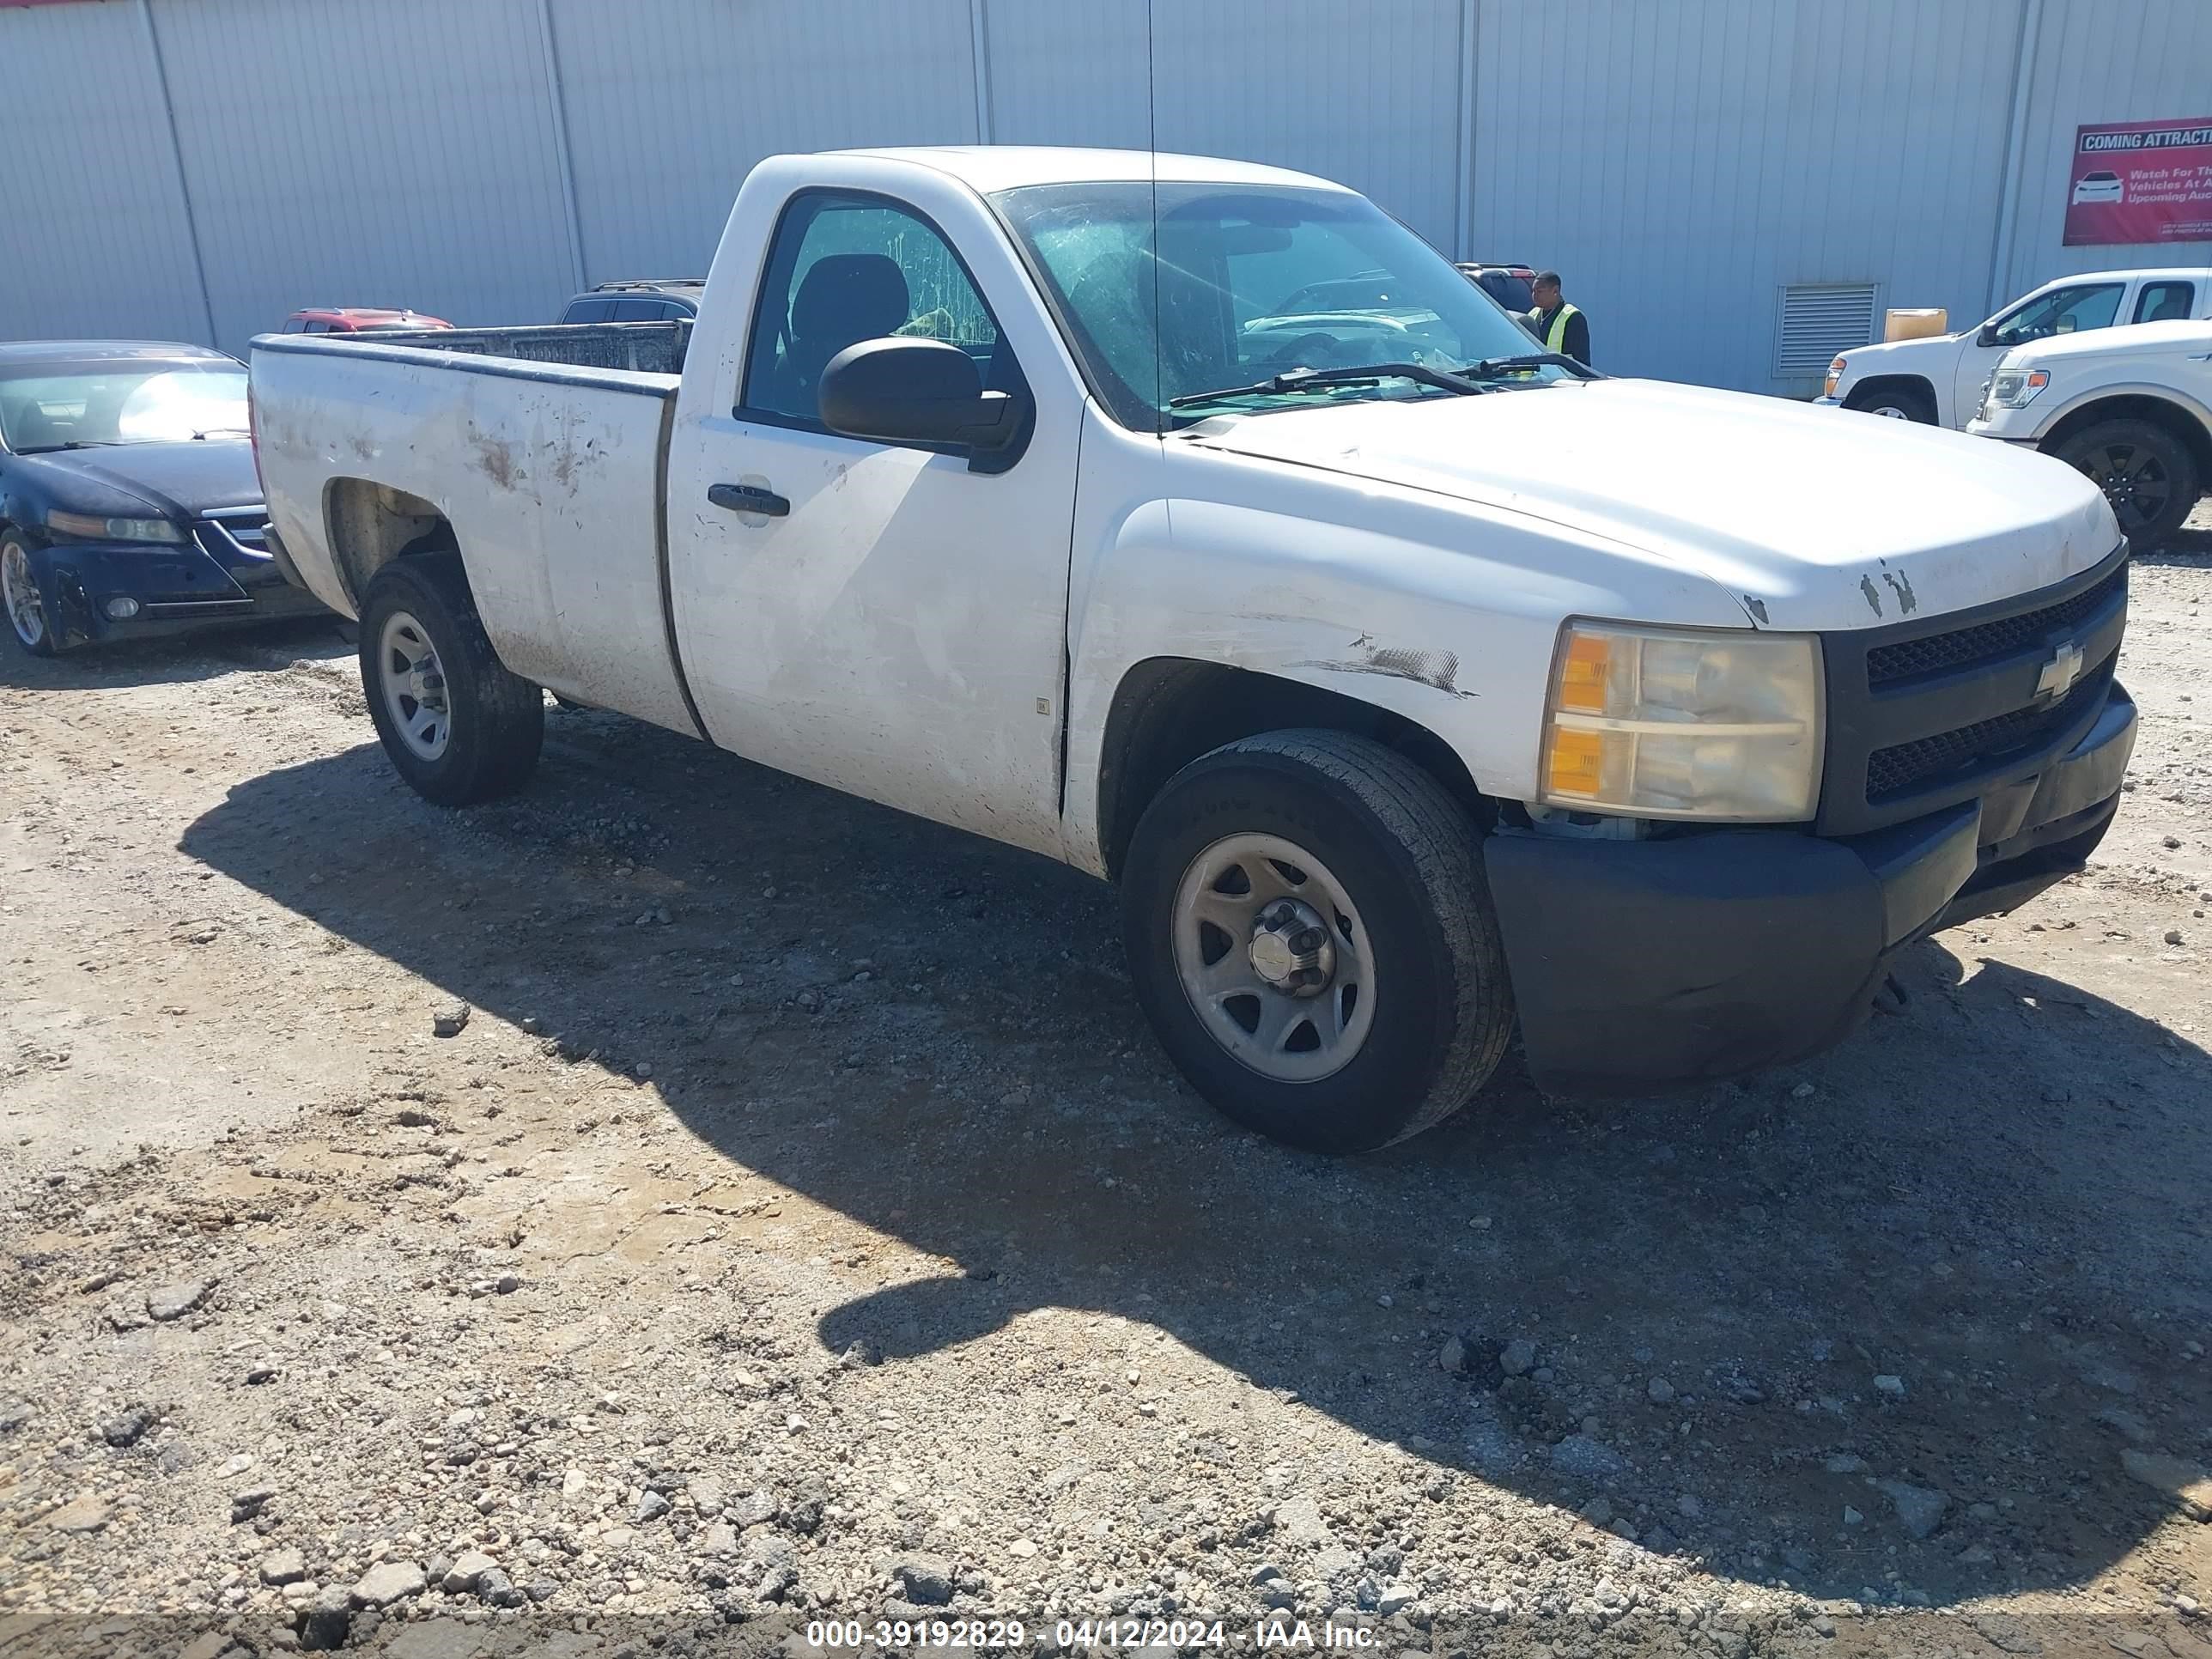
[801, 1620, 1382, 1650]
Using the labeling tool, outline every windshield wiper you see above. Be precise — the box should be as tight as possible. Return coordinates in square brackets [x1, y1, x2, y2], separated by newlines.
[1456, 352, 1599, 380]
[191, 427, 251, 440]
[1169, 361, 1485, 410]
[18, 440, 125, 453]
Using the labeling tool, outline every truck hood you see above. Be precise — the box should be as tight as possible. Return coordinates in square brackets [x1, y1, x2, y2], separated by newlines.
[2002, 316, 2212, 367]
[1185, 378, 2118, 631]
[1836, 331, 1965, 372]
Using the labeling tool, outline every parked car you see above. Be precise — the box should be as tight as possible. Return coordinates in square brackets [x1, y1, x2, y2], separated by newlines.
[1457, 262, 1537, 313]
[1, 341, 325, 657]
[557, 281, 704, 324]
[252, 148, 2134, 1152]
[2072, 171, 2126, 206]
[281, 308, 452, 335]
[1817, 267, 2212, 427]
[1966, 316, 2212, 548]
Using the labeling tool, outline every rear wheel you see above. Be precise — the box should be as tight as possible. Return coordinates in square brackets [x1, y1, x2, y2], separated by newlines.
[358, 555, 543, 805]
[2052, 418, 2200, 550]
[1121, 730, 1514, 1153]
[1844, 382, 1936, 423]
[3, 534, 58, 658]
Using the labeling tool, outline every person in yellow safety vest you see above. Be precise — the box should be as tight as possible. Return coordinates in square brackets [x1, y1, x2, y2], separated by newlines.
[1527, 271, 1590, 368]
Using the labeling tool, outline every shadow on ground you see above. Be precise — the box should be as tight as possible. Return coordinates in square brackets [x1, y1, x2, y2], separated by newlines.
[0, 616, 349, 691]
[178, 705, 2212, 1607]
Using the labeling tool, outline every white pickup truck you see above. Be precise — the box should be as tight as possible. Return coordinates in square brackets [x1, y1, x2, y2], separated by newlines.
[1966, 317, 2212, 549]
[251, 147, 2138, 1152]
[1817, 267, 2212, 428]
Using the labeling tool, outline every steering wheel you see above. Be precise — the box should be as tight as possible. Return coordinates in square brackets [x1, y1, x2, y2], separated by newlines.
[1263, 331, 1345, 370]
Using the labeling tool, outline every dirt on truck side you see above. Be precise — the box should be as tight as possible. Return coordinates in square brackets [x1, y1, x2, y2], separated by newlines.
[1, 511, 2210, 1658]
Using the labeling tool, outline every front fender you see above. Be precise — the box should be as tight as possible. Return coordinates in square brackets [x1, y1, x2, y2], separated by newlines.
[1058, 431, 1751, 874]
[2024, 380, 2212, 445]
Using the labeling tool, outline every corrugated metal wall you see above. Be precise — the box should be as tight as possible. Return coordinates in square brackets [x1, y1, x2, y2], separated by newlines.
[1996, 0, 2212, 301]
[0, 0, 207, 344]
[1470, 0, 2033, 391]
[150, 0, 579, 349]
[549, 0, 981, 284]
[3, 0, 2206, 391]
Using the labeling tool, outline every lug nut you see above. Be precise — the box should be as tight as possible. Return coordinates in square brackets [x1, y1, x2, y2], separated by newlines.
[1294, 927, 1326, 952]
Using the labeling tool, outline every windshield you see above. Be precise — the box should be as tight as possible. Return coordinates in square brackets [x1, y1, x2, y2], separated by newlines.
[992, 182, 1566, 430]
[0, 360, 249, 453]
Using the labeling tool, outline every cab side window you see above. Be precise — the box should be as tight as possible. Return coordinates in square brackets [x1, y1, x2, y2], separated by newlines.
[2135, 281, 2196, 324]
[741, 191, 1001, 427]
[1993, 283, 2124, 347]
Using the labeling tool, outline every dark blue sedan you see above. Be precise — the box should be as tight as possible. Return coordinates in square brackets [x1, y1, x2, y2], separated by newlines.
[0, 340, 327, 657]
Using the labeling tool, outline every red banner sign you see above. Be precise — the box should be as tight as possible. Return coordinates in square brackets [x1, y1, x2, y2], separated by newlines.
[2064, 118, 2212, 247]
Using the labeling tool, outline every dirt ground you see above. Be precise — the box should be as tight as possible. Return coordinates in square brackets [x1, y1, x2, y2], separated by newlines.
[3, 509, 2211, 1659]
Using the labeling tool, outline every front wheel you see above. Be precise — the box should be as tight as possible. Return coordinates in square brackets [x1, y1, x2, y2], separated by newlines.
[1121, 730, 1515, 1152]
[3, 534, 58, 659]
[1844, 383, 1936, 424]
[2052, 418, 2200, 550]
[358, 554, 544, 805]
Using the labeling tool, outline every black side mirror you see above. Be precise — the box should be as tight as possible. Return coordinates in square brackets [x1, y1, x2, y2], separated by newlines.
[1976, 324, 2002, 348]
[817, 337, 1029, 469]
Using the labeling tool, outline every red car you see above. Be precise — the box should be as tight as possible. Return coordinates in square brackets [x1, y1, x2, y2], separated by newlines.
[278, 308, 451, 336]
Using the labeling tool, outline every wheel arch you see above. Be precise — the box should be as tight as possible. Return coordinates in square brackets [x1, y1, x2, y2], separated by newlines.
[1844, 374, 1937, 416]
[322, 477, 455, 610]
[2038, 392, 2212, 483]
[1094, 657, 1496, 882]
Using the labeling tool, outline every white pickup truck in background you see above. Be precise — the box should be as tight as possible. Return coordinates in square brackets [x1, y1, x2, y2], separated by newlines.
[1968, 317, 2212, 548]
[1818, 266, 2212, 428]
[251, 147, 2137, 1152]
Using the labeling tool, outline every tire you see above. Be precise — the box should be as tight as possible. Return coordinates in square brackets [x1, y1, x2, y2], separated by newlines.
[3, 532, 58, 659]
[2052, 418, 2201, 551]
[1121, 729, 1514, 1153]
[1844, 382, 1936, 424]
[358, 554, 543, 805]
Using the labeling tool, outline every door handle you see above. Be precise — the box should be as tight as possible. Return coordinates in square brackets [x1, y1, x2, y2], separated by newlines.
[708, 482, 789, 517]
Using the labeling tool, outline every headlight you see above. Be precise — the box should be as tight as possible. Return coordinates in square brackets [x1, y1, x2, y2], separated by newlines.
[1540, 622, 1825, 821]
[1823, 356, 1847, 398]
[46, 509, 184, 544]
[1986, 368, 2049, 410]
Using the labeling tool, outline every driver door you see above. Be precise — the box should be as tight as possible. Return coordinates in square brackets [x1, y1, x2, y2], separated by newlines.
[1955, 281, 2125, 422]
[663, 190, 1077, 860]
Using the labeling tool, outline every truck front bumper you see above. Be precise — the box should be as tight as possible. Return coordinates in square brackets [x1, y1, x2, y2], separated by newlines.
[1486, 678, 2136, 1095]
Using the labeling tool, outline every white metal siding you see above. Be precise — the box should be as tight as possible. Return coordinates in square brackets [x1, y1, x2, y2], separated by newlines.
[1993, 0, 2212, 305]
[1, 0, 2204, 387]
[149, 0, 579, 350]
[1148, 1, 1463, 252]
[981, 2, 1152, 150]
[550, 0, 980, 288]
[0, 2, 207, 345]
[1472, 0, 2024, 390]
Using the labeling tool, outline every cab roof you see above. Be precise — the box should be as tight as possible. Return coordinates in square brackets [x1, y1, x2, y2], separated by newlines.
[2040, 266, 2212, 283]
[825, 145, 1345, 194]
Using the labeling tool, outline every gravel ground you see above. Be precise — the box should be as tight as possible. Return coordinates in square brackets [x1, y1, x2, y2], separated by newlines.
[2, 505, 2209, 1659]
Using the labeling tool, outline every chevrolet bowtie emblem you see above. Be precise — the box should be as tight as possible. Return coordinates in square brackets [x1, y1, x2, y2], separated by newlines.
[2035, 640, 2085, 702]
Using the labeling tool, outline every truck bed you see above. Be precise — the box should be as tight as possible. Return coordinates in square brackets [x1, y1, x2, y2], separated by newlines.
[249, 328, 696, 738]
[369, 320, 690, 376]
